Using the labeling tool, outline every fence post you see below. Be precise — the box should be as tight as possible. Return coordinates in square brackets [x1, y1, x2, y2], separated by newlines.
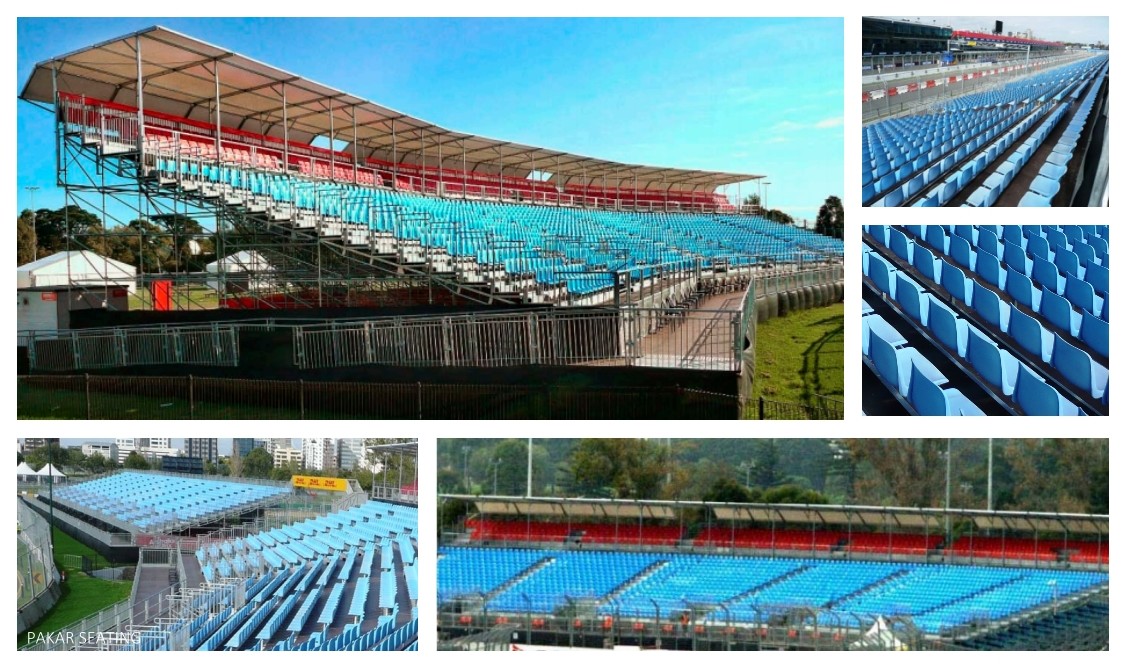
[758, 396, 765, 420]
[189, 375, 195, 419]
[417, 382, 423, 420]
[85, 373, 92, 419]
[299, 380, 305, 419]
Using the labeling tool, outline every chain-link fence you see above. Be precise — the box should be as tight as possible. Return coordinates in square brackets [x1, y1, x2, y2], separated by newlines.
[754, 395, 844, 420]
[18, 374, 740, 420]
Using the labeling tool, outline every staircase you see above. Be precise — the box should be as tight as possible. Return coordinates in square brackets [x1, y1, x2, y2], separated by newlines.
[485, 556, 556, 600]
[598, 559, 672, 604]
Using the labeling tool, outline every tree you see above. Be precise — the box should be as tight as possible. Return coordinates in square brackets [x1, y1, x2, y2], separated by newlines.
[17, 210, 36, 265]
[242, 448, 274, 479]
[566, 438, 668, 499]
[750, 440, 782, 489]
[744, 194, 761, 207]
[815, 195, 844, 239]
[85, 453, 111, 474]
[123, 451, 150, 470]
[27, 205, 108, 257]
[703, 477, 754, 504]
[151, 213, 215, 272]
[437, 468, 464, 494]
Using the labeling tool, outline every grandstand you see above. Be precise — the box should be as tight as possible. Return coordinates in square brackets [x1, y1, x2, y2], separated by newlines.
[17, 25, 843, 419]
[20, 449, 418, 651]
[863, 224, 1108, 416]
[438, 496, 1108, 650]
[862, 53, 1108, 206]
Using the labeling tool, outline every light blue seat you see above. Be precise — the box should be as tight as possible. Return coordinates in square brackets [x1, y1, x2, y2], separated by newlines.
[965, 187, 990, 207]
[908, 363, 986, 416]
[974, 248, 1005, 291]
[1008, 307, 1055, 364]
[1040, 288, 1080, 337]
[1029, 175, 1061, 201]
[867, 252, 896, 296]
[1064, 276, 1102, 318]
[895, 273, 929, 326]
[912, 244, 941, 283]
[949, 234, 976, 272]
[1019, 192, 1052, 207]
[1052, 337, 1108, 400]
[972, 282, 1010, 331]
[928, 298, 968, 357]
[868, 329, 948, 399]
[941, 263, 973, 306]
[966, 328, 1018, 396]
[1013, 363, 1083, 416]
[925, 225, 949, 254]
[863, 314, 906, 356]
[889, 227, 913, 264]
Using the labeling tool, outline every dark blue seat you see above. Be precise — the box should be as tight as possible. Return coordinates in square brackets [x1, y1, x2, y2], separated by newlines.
[1003, 244, 1029, 275]
[976, 228, 1000, 257]
[1072, 241, 1097, 269]
[1064, 276, 1101, 319]
[926, 225, 949, 254]
[867, 252, 896, 296]
[889, 227, 913, 264]
[1031, 258, 1061, 294]
[972, 282, 1010, 331]
[895, 273, 929, 326]
[1026, 234, 1051, 262]
[1004, 269, 1040, 312]
[1053, 247, 1082, 280]
[1052, 336, 1108, 400]
[1001, 225, 1024, 248]
[1084, 262, 1108, 295]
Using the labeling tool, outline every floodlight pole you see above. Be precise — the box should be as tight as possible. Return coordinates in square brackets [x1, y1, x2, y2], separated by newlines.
[526, 438, 533, 498]
[945, 438, 952, 539]
[987, 438, 993, 511]
[25, 186, 40, 261]
[214, 59, 222, 160]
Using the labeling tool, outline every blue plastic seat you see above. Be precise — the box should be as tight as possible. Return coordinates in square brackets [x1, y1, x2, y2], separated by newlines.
[866, 253, 896, 296]
[1026, 234, 1050, 262]
[1040, 288, 1080, 337]
[1084, 262, 1108, 295]
[1019, 192, 1053, 207]
[925, 225, 949, 254]
[889, 227, 913, 264]
[1079, 311, 1108, 360]
[908, 363, 986, 416]
[974, 248, 1005, 291]
[1064, 276, 1101, 318]
[1052, 337, 1108, 399]
[1008, 307, 1054, 364]
[863, 314, 906, 356]
[972, 282, 1010, 331]
[949, 234, 975, 272]
[1032, 258, 1062, 294]
[1003, 244, 1029, 275]
[895, 273, 929, 326]
[1013, 363, 1083, 416]
[966, 328, 1018, 396]
[941, 263, 973, 306]
[927, 297, 968, 357]
[912, 244, 941, 283]
[868, 329, 948, 399]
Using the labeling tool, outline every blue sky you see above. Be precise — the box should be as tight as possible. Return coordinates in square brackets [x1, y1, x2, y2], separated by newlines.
[17, 17, 842, 221]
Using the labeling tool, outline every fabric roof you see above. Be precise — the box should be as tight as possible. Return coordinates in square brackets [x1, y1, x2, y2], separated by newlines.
[36, 464, 67, 478]
[22, 25, 762, 192]
[16, 462, 38, 476]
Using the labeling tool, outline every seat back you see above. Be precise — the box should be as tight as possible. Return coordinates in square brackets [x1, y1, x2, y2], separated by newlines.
[1040, 288, 1073, 334]
[1080, 311, 1109, 359]
[1013, 365, 1061, 416]
[1052, 336, 1094, 395]
[1008, 307, 1044, 359]
[908, 363, 948, 416]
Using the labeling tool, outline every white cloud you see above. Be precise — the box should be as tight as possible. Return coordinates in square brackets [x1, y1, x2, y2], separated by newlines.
[814, 116, 844, 129]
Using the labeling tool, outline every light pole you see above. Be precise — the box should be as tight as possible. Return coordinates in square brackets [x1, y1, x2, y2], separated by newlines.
[526, 438, 533, 498]
[945, 438, 952, 540]
[25, 186, 40, 261]
[493, 458, 502, 495]
[762, 182, 772, 213]
[461, 446, 470, 492]
[987, 438, 993, 511]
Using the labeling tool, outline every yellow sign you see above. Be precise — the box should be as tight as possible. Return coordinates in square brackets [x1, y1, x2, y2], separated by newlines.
[291, 475, 349, 492]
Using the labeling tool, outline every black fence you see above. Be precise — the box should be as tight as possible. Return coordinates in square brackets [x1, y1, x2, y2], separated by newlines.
[754, 395, 844, 420]
[18, 374, 740, 420]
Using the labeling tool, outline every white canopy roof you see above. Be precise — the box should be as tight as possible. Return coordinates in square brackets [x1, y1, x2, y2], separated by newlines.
[18, 250, 136, 289]
[22, 25, 761, 192]
[35, 464, 67, 478]
[16, 462, 38, 476]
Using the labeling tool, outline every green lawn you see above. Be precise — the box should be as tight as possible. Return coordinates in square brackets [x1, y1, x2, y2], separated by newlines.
[749, 303, 844, 414]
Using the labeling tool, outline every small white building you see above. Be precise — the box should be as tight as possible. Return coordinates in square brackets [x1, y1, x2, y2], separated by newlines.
[17, 251, 136, 336]
[205, 251, 276, 293]
[272, 447, 303, 468]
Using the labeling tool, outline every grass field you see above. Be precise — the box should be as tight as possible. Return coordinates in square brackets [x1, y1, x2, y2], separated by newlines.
[17, 528, 132, 648]
[749, 302, 844, 413]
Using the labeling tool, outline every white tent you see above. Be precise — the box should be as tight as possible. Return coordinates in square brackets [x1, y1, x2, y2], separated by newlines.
[850, 616, 908, 651]
[16, 462, 38, 482]
[35, 464, 67, 482]
[17, 250, 137, 293]
[205, 251, 277, 293]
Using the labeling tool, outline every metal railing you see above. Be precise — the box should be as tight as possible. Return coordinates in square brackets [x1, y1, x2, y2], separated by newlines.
[17, 499, 59, 613]
[755, 396, 844, 420]
[25, 324, 240, 371]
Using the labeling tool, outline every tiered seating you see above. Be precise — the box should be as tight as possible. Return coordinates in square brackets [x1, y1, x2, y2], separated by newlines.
[179, 499, 417, 651]
[439, 547, 1108, 636]
[437, 547, 547, 600]
[51, 471, 289, 530]
[862, 56, 1108, 207]
[846, 532, 940, 555]
[1020, 69, 1108, 206]
[466, 518, 682, 545]
[64, 92, 736, 214]
[863, 224, 1107, 415]
[694, 527, 843, 551]
[948, 537, 1109, 564]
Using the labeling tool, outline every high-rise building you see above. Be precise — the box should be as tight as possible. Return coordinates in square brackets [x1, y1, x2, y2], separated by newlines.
[302, 438, 337, 472]
[272, 447, 302, 468]
[185, 438, 219, 464]
[23, 438, 60, 452]
[233, 438, 256, 458]
[265, 438, 292, 456]
[116, 438, 179, 465]
[338, 438, 366, 471]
